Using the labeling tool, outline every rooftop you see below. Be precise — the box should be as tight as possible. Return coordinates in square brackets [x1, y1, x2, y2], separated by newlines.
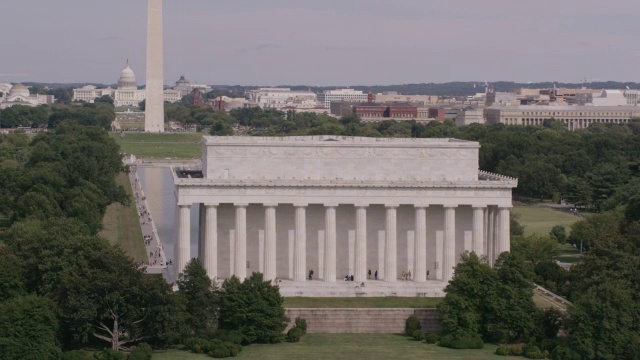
[203, 136, 478, 147]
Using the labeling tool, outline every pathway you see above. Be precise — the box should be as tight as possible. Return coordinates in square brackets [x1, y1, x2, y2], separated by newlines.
[128, 167, 172, 281]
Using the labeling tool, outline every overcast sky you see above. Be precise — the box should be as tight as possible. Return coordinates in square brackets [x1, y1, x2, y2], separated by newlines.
[1, 0, 639, 86]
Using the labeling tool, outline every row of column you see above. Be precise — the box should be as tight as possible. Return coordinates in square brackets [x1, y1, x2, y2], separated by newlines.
[176, 204, 511, 283]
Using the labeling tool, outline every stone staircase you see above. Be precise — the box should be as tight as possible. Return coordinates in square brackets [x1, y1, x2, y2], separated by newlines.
[285, 308, 441, 334]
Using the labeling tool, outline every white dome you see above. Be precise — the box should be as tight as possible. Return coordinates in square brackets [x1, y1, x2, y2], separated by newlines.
[8, 84, 30, 97]
[118, 61, 137, 90]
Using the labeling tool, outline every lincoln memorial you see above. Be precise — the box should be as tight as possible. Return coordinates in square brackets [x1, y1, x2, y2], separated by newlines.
[173, 136, 517, 296]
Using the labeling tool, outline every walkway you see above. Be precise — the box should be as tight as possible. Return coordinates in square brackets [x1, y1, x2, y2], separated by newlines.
[128, 167, 172, 281]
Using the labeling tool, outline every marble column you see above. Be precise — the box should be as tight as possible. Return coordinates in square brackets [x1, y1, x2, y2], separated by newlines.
[264, 204, 277, 281]
[414, 206, 427, 283]
[354, 206, 367, 282]
[324, 206, 337, 282]
[234, 204, 247, 281]
[472, 207, 485, 257]
[442, 206, 457, 283]
[496, 207, 511, 257]
[384, 205, 398, 282]
[294, 205, 307, 282]
[203, 204, 218, 279]
[487, 207, 495, 267]
[177, 204, 191, 276]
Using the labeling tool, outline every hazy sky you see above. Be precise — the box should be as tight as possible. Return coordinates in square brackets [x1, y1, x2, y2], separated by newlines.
[2, 0, 640, 86]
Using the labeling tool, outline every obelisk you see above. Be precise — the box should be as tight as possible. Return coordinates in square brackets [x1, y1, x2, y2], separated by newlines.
[145, 0, 164, 133]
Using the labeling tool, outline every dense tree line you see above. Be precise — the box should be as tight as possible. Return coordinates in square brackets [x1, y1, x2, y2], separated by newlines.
[440, 198, 640, 359]
[0, 123, 288, 358]
[0, 103, 114, 129]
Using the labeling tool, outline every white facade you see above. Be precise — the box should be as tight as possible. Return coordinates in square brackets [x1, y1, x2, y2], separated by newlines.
[591, 90, 627, 106]
[246, 88, 318, 110]
[172, 136, 516, 296]
[319, 89, 369, 109]
[72, 62, 181, 107]
[0, 84, 55, 109]
[485, 105, 640, 131]
[173, 75, 212, 98]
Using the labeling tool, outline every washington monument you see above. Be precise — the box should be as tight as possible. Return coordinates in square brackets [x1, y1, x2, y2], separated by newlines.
[145, 0, 164, 133]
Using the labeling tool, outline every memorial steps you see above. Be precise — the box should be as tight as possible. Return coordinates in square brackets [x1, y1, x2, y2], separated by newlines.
[285, 308, 442, 334]
[277, 279, 446, 297]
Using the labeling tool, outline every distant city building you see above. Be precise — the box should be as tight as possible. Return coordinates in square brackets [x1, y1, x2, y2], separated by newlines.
[173, 75, 212, 98]
[591, 90, 628, 106]
[72, 61, 184, 107]
[0, 84, 55, 109]
[212, 96, 249, 111]
[484, 105, 640, 131]
[332, 102, 419, 121]
[246, 88, 317, 110]
[373, 92, 439, 105]
[318, 88, 369, 108]
[455, 107, 485, 126]
[625, 90, 640, 106]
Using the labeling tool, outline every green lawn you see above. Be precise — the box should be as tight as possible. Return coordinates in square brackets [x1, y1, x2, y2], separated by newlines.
[110, 132, 204, 159]
[152, 334, 503, 360]
[512, 206, 579, 236]
[99, 173, 146, 262]
[284, 297, 441, 308]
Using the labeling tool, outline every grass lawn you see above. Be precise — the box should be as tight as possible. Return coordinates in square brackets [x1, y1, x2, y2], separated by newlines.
[152, 334, 503, 360]
[110, 132, 204, 159]
[99, 173, 146, 262]
[284, 297, 441, 308]
[512, 205, 579, 237]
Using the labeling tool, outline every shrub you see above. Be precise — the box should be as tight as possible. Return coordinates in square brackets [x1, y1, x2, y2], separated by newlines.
[540, 338, 561, 352]
[439, 333, 484, 349]
[209, 346, 231, 358]
[294, 317, 308, 335]
[509, 345, 524, 356]
[184, 337, 208, 353]
[92, 350, 125, 360]
[202, 339, 225, 354]
[287, 327, 304, 343]
[128, 343, 153, 360]
[412, 330, 425, 341]
[550, 346, 581, 360]
[405, 315, 422, 336]
[224, 341, 241, 357]
[524, 344, 545, 359]
[495, 346, 510, 356]
[215, 329, 243, 345]
[423, 333, 439, 344]
[62, 350, 92, 360]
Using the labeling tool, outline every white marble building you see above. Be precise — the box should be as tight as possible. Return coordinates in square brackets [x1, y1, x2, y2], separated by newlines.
[72, 61, 182, 107]
[0, 84, 55, 109]
[173, 136, 517, 295]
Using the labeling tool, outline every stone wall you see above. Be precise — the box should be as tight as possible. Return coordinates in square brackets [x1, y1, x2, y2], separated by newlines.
[285, 308, 441, 334]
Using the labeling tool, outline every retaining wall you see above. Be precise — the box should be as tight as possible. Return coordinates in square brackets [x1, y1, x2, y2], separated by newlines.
[285, 308, 441, 334]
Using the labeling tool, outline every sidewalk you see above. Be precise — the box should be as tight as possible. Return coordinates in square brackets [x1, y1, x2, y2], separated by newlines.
[129, 167, 172, 280]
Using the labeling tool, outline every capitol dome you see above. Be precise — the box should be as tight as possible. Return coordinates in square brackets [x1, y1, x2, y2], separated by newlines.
[8, 84, 30, 98]
[117, 60, 137, 90]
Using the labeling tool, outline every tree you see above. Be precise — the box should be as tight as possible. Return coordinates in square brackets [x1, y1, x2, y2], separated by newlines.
[438, 252, 538, 344]
[438, 253, 495, 338]
[209, 120, 234, 136]
[95, 95, 114, 106]
[511, 234, 559, 267]
[550, 225, 567, 244]
[218, 273, 288, 344]
[0, 248, 26, 302]
[177, 260, 219, 339]
[0, 295, 61, 360]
